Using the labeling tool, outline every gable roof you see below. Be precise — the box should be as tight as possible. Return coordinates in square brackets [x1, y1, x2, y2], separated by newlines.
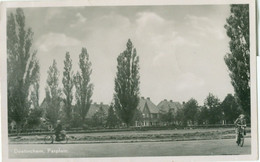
[40, 97, 64, 114]
[157, 99, 182, 113]
[86, 103, 109, 119]
[137, 97, 159, 114]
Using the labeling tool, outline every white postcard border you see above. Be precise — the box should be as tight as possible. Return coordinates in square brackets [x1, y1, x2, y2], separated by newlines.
[0, 0, 258, 161]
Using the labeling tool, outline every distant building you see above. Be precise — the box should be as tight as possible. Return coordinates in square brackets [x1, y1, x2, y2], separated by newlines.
[136, 97, 160, 126]
[157, 99, 183, 125]
[85, 102, 109, 119]
[157, 99, 182, 114]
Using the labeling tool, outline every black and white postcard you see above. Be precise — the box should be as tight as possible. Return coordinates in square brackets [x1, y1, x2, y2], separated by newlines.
[0, 0, 258, 161]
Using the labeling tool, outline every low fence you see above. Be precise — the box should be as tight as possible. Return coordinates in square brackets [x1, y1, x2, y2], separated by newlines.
[8, 124, 251, 137]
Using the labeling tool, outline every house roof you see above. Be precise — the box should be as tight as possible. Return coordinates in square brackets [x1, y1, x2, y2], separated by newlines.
[86, 103, 109, 119]
[157, 99, 182, 113]
[137, 97, 159, 114]
[40, 97, 64, 115]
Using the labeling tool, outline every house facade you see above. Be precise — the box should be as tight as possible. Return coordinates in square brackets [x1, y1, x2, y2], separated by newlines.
[157, 99, 182, 125]
[136, 97, 160, 126]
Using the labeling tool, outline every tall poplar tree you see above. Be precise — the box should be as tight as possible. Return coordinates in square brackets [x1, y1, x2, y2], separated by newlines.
[113, 39, 140, 127]
[74, 48, 93, 126]
[62, 52, 74, 123]
[7, 8, 40, 132]
[27, 80, 43, 129]
[224, 4, 250, 117]
[45, 60, 62, 125]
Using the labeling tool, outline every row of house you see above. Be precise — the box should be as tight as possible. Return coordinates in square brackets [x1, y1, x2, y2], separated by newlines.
[40, 96, 182, 127]
[136, 97, 182, 126]
[84, 97, 182, 127]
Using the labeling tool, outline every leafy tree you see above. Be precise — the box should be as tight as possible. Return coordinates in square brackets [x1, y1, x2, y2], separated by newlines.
[183, 98, 199, 125]
[26, 108, 43, 129]
[45, 60, 62, 125]
[27, 80, 43, 129]
[113, 39, 140, 127]
[175, 108, 185, 126]
[74, 48, 93, 126]
[224, 5, 250, 117]
[71, 111, 82, 128]
[30, 82, 40, 109]
[62, 52, 74, 124]
[204, 93, 222, 124]
[197, 106, 209, 125]
[132, 109, 144, 126]
[7, 8, 40, 133]
[221, 94, 243, 124]
[159, 110, 174, 126]
[106, 104, 121, 128]
[90, 106, 107, 127]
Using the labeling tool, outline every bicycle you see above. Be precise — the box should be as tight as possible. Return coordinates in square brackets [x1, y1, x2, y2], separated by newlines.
[44, 130, 69, 144]
[236, 124, 246, 147]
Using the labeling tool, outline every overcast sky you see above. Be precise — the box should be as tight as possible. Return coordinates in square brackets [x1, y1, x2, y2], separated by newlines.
[14, 5, 234, 105]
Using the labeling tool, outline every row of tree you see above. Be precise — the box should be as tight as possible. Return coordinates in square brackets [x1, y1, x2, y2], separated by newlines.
[44, 48, 93, 128]
[162, 93, 243, 126]
[7, 8, 139, 131]
[43, 39, 139, 128]
[6, 8, 96, 131]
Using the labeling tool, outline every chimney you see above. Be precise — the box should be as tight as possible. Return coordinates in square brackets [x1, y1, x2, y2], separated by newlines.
[182, 101, 185, 105]
[141, 96, 145, 99]
[170, 100, 173, 102]
[147, 97, 150, 100]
